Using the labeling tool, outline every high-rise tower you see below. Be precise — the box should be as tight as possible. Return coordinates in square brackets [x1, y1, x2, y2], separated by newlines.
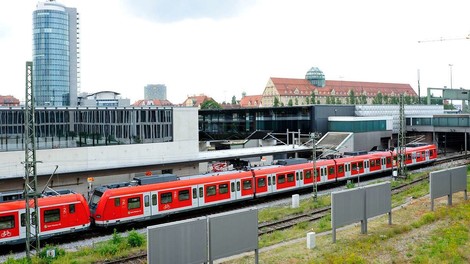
[33, 0, 79, 106]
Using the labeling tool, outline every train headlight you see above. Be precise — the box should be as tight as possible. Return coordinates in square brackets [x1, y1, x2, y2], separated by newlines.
[96, 215, 101, 219]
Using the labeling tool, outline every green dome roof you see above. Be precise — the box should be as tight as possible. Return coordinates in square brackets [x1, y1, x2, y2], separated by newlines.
[305, 67, 325, 87]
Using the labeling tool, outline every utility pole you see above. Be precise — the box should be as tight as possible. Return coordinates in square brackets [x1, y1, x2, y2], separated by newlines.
[24, 61, 40, 261]
[397, 94, 407, 178]
[310, 132, 321, 201]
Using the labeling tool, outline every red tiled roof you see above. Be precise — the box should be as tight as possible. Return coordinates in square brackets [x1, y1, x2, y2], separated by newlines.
[239, 95, 262, 107]
[0, 95, 20, 106]
[132, 99, 173, 106]
[182, 95, 213, 107]
[270, 78, 417, 97]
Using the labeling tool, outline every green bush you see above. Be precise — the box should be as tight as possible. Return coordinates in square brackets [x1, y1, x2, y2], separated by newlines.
[98, 243, 119, 256]
[127, 229, 145, 247]
[111, 228, 123, 245]
[38, 245, 66, 263]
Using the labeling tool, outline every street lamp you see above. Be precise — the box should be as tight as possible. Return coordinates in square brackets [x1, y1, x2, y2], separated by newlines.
[449, 64, 453, 89]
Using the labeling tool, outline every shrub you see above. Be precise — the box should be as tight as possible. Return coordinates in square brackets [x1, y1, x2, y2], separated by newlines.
[127, 229, 145, 247]
[111, 228, 123, 245]
[98, 242, 119, 256]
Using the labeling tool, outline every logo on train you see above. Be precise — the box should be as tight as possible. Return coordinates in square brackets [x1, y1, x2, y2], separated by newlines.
[1, 230, 12, 238]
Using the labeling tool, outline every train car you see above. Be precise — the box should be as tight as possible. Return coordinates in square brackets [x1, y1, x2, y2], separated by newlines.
[90, 171, 256, 227]
[0, 192, 90, 245]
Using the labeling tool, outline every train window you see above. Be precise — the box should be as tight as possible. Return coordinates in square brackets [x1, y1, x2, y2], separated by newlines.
[44, 209, 60, 223]
[272, 176, 276, 185]
[358, 162, 363, 169]
[231, 182, 235, 192]
[21, 213, 25, 227]
[407, 154, 412, 160]
[370, 160, 375, 167]
[237, 182, 241, 191]
[192, 189, 197, 199]
[386, 157, 391, 164]
[31, 212, 36, 226]
[278, 175, 286, 184]
[328, 167, 334, 175]
[145, 195, 150, 207]
[128, 197, 141, 209]
[243, 180, 252, 190]
[258, 178, 266, 187]
[352, 163, 357, 171]
[179, 190, 190, 201]
[268, 177, 272, 185]
[207, 186, 216, 196]
[0, 215, 14, 230]
[296, 172, 299, 181]
[338, 165, 344, 173]
[219, 184, 229, 194]
[305, 170, 312, 179]
[152, 194, 157, 205]
[114, 198, 120, 207]
[300, 172, 303, 180]
[199, 187, 203, 198]
[69, 204, 76, 214]
[161, 193, 172, 204]
[287, 173, 294, 182]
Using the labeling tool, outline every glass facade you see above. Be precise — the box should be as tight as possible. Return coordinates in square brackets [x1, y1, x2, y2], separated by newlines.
[433, 116, 469, 127]
[0, 107, 173, 152]
[33, 3, 73, 106]
[329, 120, 387, 133]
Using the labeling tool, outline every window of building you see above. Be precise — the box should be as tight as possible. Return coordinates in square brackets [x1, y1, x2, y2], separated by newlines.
[161, 193, 172, 204]
[128, 197, 141, 210]
[44, 209, 60, 223]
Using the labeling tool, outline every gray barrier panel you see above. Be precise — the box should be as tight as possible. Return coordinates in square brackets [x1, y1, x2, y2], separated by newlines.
[331, 188, 365, 228]
[366, 182, 391, 218]
[451, 166, 467, 193]
[430, 169, 450, 200]
[209, 207, 258, 261]
[147, 217, 208, 264]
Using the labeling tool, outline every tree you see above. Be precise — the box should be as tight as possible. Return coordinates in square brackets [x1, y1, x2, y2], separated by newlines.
[306, 97, 310, 105]
[336, 98, 342, 104]
[294, 98, 298, 105]
[373, 91, 383, 104]
[288, 99, 293, 106]
[231, 95, 237, 105]
[273, 97, 280, 107]
[360, 94, 367, 104]
[310, 92, 316, 105]
[200, 99, 222, 109]
[348, 90, 356, 104]
[241, 91, 246, 98]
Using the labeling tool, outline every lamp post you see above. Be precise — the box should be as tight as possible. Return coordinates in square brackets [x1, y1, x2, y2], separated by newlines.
[449, 64, 453, 89]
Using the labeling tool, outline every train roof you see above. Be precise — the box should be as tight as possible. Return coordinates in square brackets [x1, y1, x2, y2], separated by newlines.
[0, 193, 86, 211]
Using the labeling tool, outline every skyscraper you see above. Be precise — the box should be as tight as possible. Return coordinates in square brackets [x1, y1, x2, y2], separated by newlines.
[33, 0, 79, 106]
[144, 84, 167, 100]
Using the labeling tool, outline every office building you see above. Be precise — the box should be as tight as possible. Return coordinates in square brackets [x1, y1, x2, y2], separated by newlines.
[144, 84, 167, 100]
[33, 0, 79, 106]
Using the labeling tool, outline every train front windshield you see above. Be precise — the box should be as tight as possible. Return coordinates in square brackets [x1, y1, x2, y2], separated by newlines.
[89, 190, 103, 210]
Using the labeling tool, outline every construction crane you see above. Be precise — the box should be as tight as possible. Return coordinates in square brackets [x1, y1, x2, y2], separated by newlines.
[418, 34, 470, 43]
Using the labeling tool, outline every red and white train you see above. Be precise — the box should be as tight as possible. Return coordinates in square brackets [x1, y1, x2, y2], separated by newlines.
[0, 191, 90, 245]
[0, 144, 437, 245]
[89, 144, 437, 226]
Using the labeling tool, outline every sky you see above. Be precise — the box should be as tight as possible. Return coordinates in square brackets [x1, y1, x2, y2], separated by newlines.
[0, 0, 470, 104]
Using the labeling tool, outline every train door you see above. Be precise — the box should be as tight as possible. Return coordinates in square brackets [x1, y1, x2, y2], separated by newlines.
[381, 157, 386, 171]
[296, 170, 303, 187]
[425, 150, 430, 162]
[230, 180, 237, 200]
[345, 163, 351, 178]
[150, 191, 158, 215]
[412, 152, 416, 164]
[19, 208, 37, 239]
[268, 174, 276, 193]
[143, 193, 151, 217]
[197, 185, 205, 206]
[364, 160, 370, 174]
[320, 166, 327, 182]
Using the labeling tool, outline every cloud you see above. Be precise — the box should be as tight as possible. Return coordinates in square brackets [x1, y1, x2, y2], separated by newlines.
[121, 0, 256, 23]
